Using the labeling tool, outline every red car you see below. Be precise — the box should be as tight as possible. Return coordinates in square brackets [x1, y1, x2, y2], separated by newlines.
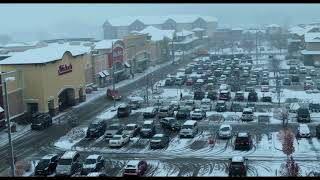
[185, 79, 194, 86]
[106, 88, 122, 100]
[123, 160, 148, 176]
[304, 82, 314, 90]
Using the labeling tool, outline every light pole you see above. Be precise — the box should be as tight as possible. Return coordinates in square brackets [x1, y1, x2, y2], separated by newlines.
[3, 76, 16, 177]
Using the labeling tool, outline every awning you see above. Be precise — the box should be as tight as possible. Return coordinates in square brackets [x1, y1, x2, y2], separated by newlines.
[0, 106, 3, 113]
[98, 72, 106, 78]
[102, 70, 110, 76]
[124, 62, 131, 68]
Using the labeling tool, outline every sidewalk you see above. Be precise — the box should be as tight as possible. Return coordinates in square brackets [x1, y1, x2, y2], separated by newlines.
[0, 60, 173, 148]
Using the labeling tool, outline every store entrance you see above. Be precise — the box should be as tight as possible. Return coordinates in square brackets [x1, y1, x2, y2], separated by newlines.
[58, 88, 75, 112]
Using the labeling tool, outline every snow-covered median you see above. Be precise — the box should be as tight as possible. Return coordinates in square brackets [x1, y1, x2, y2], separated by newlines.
[54, 127, 87, 150]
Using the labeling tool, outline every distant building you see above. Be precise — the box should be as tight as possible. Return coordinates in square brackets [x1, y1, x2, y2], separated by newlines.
[301, 32, 320, 66]
[102, 15, 217, 40]
[266, 24, 282, 35]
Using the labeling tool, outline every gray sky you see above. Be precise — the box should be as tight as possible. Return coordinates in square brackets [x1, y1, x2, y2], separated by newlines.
[1, 3, 320, 42]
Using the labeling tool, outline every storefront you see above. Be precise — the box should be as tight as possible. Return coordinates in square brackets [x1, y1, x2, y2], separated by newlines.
[134, 51, 150, 73]
[0, 43, 90, 117]
[107, 41, 130, 82]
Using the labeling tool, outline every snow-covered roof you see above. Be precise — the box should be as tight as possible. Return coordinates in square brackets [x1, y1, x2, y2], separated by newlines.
[139, 26, 174, 41]
[243, 108, 253, 112]
[299, 124, 310, 133]
[0, 43, 90, 65]
[42, 154, 57, 160]
[232, 156, 244, 162]
[128, 96, 144, 101]
[126, 123, 137, 127]
[232, 27, 243, 31]
[192, 27, 205, 32]
[184, 120, 196, 125]
[94, 39, 120, 50]
[126, 160, 140, 167]
[220, 124, 231, 129]
[144, 120, 153, 124]
[289, 25, 319, 37]
[154, 134, 164, 138]
[266, 24, 281, 28]
[86, 154, 100, 160]
[305, 32, 320, 43]
[176, 29, 194, 37]
[238, 132, 248, 137]
[61, 151, 78, 159]
[3, 42, 32, 48]
[105, 15, 217, 27]
[301, 50, 320, 55]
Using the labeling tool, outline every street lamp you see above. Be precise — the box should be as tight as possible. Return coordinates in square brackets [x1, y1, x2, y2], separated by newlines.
[3, 76, 16, 177]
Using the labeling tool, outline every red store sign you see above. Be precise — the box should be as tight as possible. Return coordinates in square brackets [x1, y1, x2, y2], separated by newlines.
[58, 64, 73, 75]
[108, 46, 124, 68]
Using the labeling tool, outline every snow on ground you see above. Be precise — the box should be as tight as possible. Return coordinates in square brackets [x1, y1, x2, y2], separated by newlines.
[96, 105, 120, 120]
[54, 127, 87, 150]
[271, 89, 320, 104]
[22, 160, 39, 177]
[0, 124, 31, 147]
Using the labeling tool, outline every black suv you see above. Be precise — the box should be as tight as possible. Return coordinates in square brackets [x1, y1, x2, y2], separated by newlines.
[194, 91, 205, 100]
[176, 107, 190, 120]
[228, 156, 248, 177]
[207, 91, 218, 101]
[35, 154, 60, 176]
[216, 100, 227, 112]
[247, 91, 258, 102]
[31, 113, 53, 130]
[234, 132, 253, 150]
[160, 117, 181, 131]
[86, 120, 107, 138]
[117, 104, 132, 118]
[150, 134, 170, 149]
[297, 108, 311, 123]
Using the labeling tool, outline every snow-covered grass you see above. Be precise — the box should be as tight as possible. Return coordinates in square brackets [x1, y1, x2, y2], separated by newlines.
[54, 127, 87, 150]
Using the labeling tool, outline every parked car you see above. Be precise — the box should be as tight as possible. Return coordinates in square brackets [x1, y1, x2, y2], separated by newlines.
[142, 107, 158, 118]
[216, 100, 227, 112]
[150, 134, 170, 149]
[31, 113, 53, 130]
[234, 132, 253, 151]
[207, 91, 218, 101]
[230, 102, 243, 112]
[55, 151, 82, 177]
[297, 108, 311, 123]
[109, 134, 130, 147]
[164, 78, 174, 86]
[261, 93, 272, 102]
[247, 91, 258, 102]
[123, 160, 148, 177]
[160, 117, 181, 131]
[241, 108, 254, 122]
[179, 120, 198, 138]
[190, 109, 206, 120]
[158, 106, 174, 119]
[81, 155, 105, 175]
[86, 119, 107, 138]
[176, 106, 190, 120]
[316, 124, 320, 138]
[299, 66, 307, 74]
[297, 124, 311, 138]
[291, 75, 300, 84]
[184, 100, 196, 111]
[169, 101, 180, 111]
[128, 97, 143, 110]
[104, 123, 125, 141]
[235, 91, 245, 101]
[261, 85, 269, 92]
[175, 77, 185, 86]
[185, 78, 194, 86]
[218, 124, 232, 139]
[35, 154, 60, 176]
[140, 120, 156, 138]
[123, 124, 141, 138]
[310, 69, 317, 76]
[283, 78, 291, 85]
[228, 156, 248, 177]
[244, 86, 254, 92]
[194, 90, 205, 100]
[219, 90, 231, 101]
[117, 104, 132, 118]
[309, 103, 320, 112]
[200, 98, 212, 111]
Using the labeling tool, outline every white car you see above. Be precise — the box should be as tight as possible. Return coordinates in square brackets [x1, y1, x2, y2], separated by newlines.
[190, 109, 206, 120]
[218, 124, 232, 138]
[109, 134, 130, 147]
[297, 124, 311, 138]
[123, 124, 140, 138]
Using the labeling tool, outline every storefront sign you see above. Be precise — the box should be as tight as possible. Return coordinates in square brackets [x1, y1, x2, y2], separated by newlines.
[58, 64, 72, 75]
[108, 46, 124, 68]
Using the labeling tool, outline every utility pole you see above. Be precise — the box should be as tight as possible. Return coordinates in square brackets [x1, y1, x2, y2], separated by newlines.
[146, 74, 149, 105]
[255, 29, 258, 65]
[182, 30, 185, 62]
[3, 78, 15, 177]
[111, 42, 116, 107]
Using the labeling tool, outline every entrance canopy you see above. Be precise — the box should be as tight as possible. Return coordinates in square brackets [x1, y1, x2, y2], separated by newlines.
[102, 70, 110, 76]
[124, 62, 131, 68]
[98, 71, 106, 78]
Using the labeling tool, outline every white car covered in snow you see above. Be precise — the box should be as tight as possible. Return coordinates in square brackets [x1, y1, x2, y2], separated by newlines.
[200, 98, 212, 111]
[190, 109, 206, 120]
[109, 134, 130, 147]
[297, 124, 311, 138]
[218, 124, 232, 139]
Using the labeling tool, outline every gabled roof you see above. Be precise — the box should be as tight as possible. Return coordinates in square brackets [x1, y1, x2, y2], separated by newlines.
[266, 24, 281, 28]
[105, 15, 217, 27]
[176, 29, 194, 37]
[94, 39, 121, 50]
[139, 26, 174, 41]
[0, 43, 90, 65]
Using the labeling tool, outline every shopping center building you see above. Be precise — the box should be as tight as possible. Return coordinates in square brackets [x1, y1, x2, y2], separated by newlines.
[0, 42, 91, 117]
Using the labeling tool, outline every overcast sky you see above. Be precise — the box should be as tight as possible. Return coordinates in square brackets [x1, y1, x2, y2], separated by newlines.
[1, 3, 320, 42]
